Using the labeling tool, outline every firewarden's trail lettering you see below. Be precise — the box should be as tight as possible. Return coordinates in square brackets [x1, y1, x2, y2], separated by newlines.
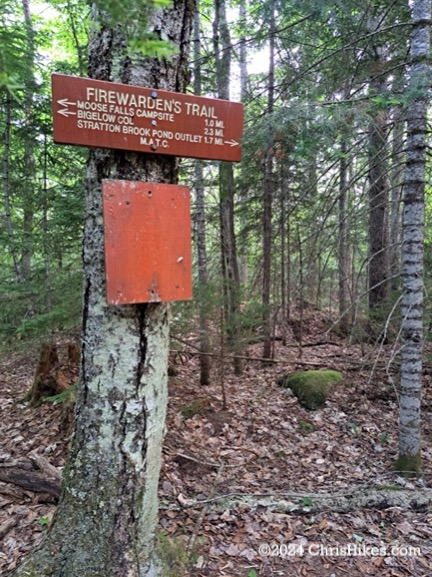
[52, 74, 244, 161]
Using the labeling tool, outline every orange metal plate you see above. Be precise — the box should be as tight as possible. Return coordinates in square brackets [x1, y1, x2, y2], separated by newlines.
[52, 74, 243, 162]
[102, 180, 192, 304]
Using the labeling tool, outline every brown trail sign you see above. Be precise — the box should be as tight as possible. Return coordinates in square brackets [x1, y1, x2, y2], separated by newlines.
[52, 74, 243, 162]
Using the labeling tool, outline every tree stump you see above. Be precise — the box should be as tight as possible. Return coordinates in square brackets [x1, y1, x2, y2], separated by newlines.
[30, 343, 69, 406]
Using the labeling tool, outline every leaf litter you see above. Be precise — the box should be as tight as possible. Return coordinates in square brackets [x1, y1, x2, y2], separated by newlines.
[0, 319, 432, 576]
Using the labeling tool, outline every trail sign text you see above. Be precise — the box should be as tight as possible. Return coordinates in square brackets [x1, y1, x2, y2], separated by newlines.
[52, 74, 243, 162]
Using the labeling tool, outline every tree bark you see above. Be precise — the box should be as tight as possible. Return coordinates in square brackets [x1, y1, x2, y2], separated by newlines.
[193, 1, 211, 386]
[213, 0, 242, 374]
[389, 102, 404, 292]
[66, 0, 85, 76]
[262, 2, 275, 359]
[338, 136, 349, 332]
[1, 91, 21, 281]
[20, 0, 37, 280]
[396, 0, 430, 475]
[237, 0, 249, 286]
[367, 29, 390, 313]
[12, 1, 193, 575]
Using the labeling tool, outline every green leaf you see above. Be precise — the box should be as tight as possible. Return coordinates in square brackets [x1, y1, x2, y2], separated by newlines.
[127, 37, 176, 58]
[248, 570, 257, 577]
[348, 422, 359, 435]
[300, 497, 313, 507]
[44, 383, 77, 405]
[378, 432, 389, 444]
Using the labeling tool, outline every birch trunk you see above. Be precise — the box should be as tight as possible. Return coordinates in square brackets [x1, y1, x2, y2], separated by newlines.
[396, 0, 430, 475]
[12, 2, 193, 575]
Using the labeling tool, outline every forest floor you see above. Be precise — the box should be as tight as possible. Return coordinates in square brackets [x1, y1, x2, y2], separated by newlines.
[1, 309, 432, 576]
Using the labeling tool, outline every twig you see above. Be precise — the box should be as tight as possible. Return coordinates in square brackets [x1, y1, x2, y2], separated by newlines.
[367, 295, 402, 385]
[171, 451, 255, 469]
[29, 450, 61, 481]
[170, 348, 277, 364]
[0, 518, 18, 540]
[187, 464, 225, 560]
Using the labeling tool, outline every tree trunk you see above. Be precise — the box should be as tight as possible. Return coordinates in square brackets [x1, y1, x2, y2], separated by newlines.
[389, 103, 404, 292]
[193, 1, 211, 386]
[262, 2, 275, 359]
[20, 0, 36, 280]
[42, 134, 52, 310]
[213, 0, 242, 374]
[280, 171, 287, 343]
[367, 36, 390, 313]
[338, 136, 349, 332]
[66, 0, 85, 76]
[1, 91, 21, 281]
[12, 2, 193, 576]
[304, 152, 318, 305]
[237, 0, 249, 286]
[396, 0, 430, 475]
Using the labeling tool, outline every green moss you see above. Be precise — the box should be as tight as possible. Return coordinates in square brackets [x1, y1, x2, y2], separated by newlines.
[394, 452, 422, 477]
[180, 397, 210, 419]
[155, 531, 188, 577]
[298, 419, 316, 434]
[43, 383, 77, 405]
[278, 370, 342, 410]
[9, 558, 48, 577]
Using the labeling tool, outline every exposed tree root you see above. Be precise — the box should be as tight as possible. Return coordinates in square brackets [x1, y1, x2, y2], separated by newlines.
[176, 486, 432, 514]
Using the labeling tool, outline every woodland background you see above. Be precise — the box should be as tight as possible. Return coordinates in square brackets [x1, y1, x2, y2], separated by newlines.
[2, 0, 430, 356]
[2, 0, 431, 459]
[1, 0, 432, 575]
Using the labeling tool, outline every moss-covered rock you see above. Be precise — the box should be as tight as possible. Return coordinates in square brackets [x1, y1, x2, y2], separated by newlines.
[278, 370, 342, 410]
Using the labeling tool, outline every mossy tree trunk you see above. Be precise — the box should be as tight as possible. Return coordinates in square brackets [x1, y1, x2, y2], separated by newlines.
[396, 0, 430, 476]
[12, 2, 193, 576]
